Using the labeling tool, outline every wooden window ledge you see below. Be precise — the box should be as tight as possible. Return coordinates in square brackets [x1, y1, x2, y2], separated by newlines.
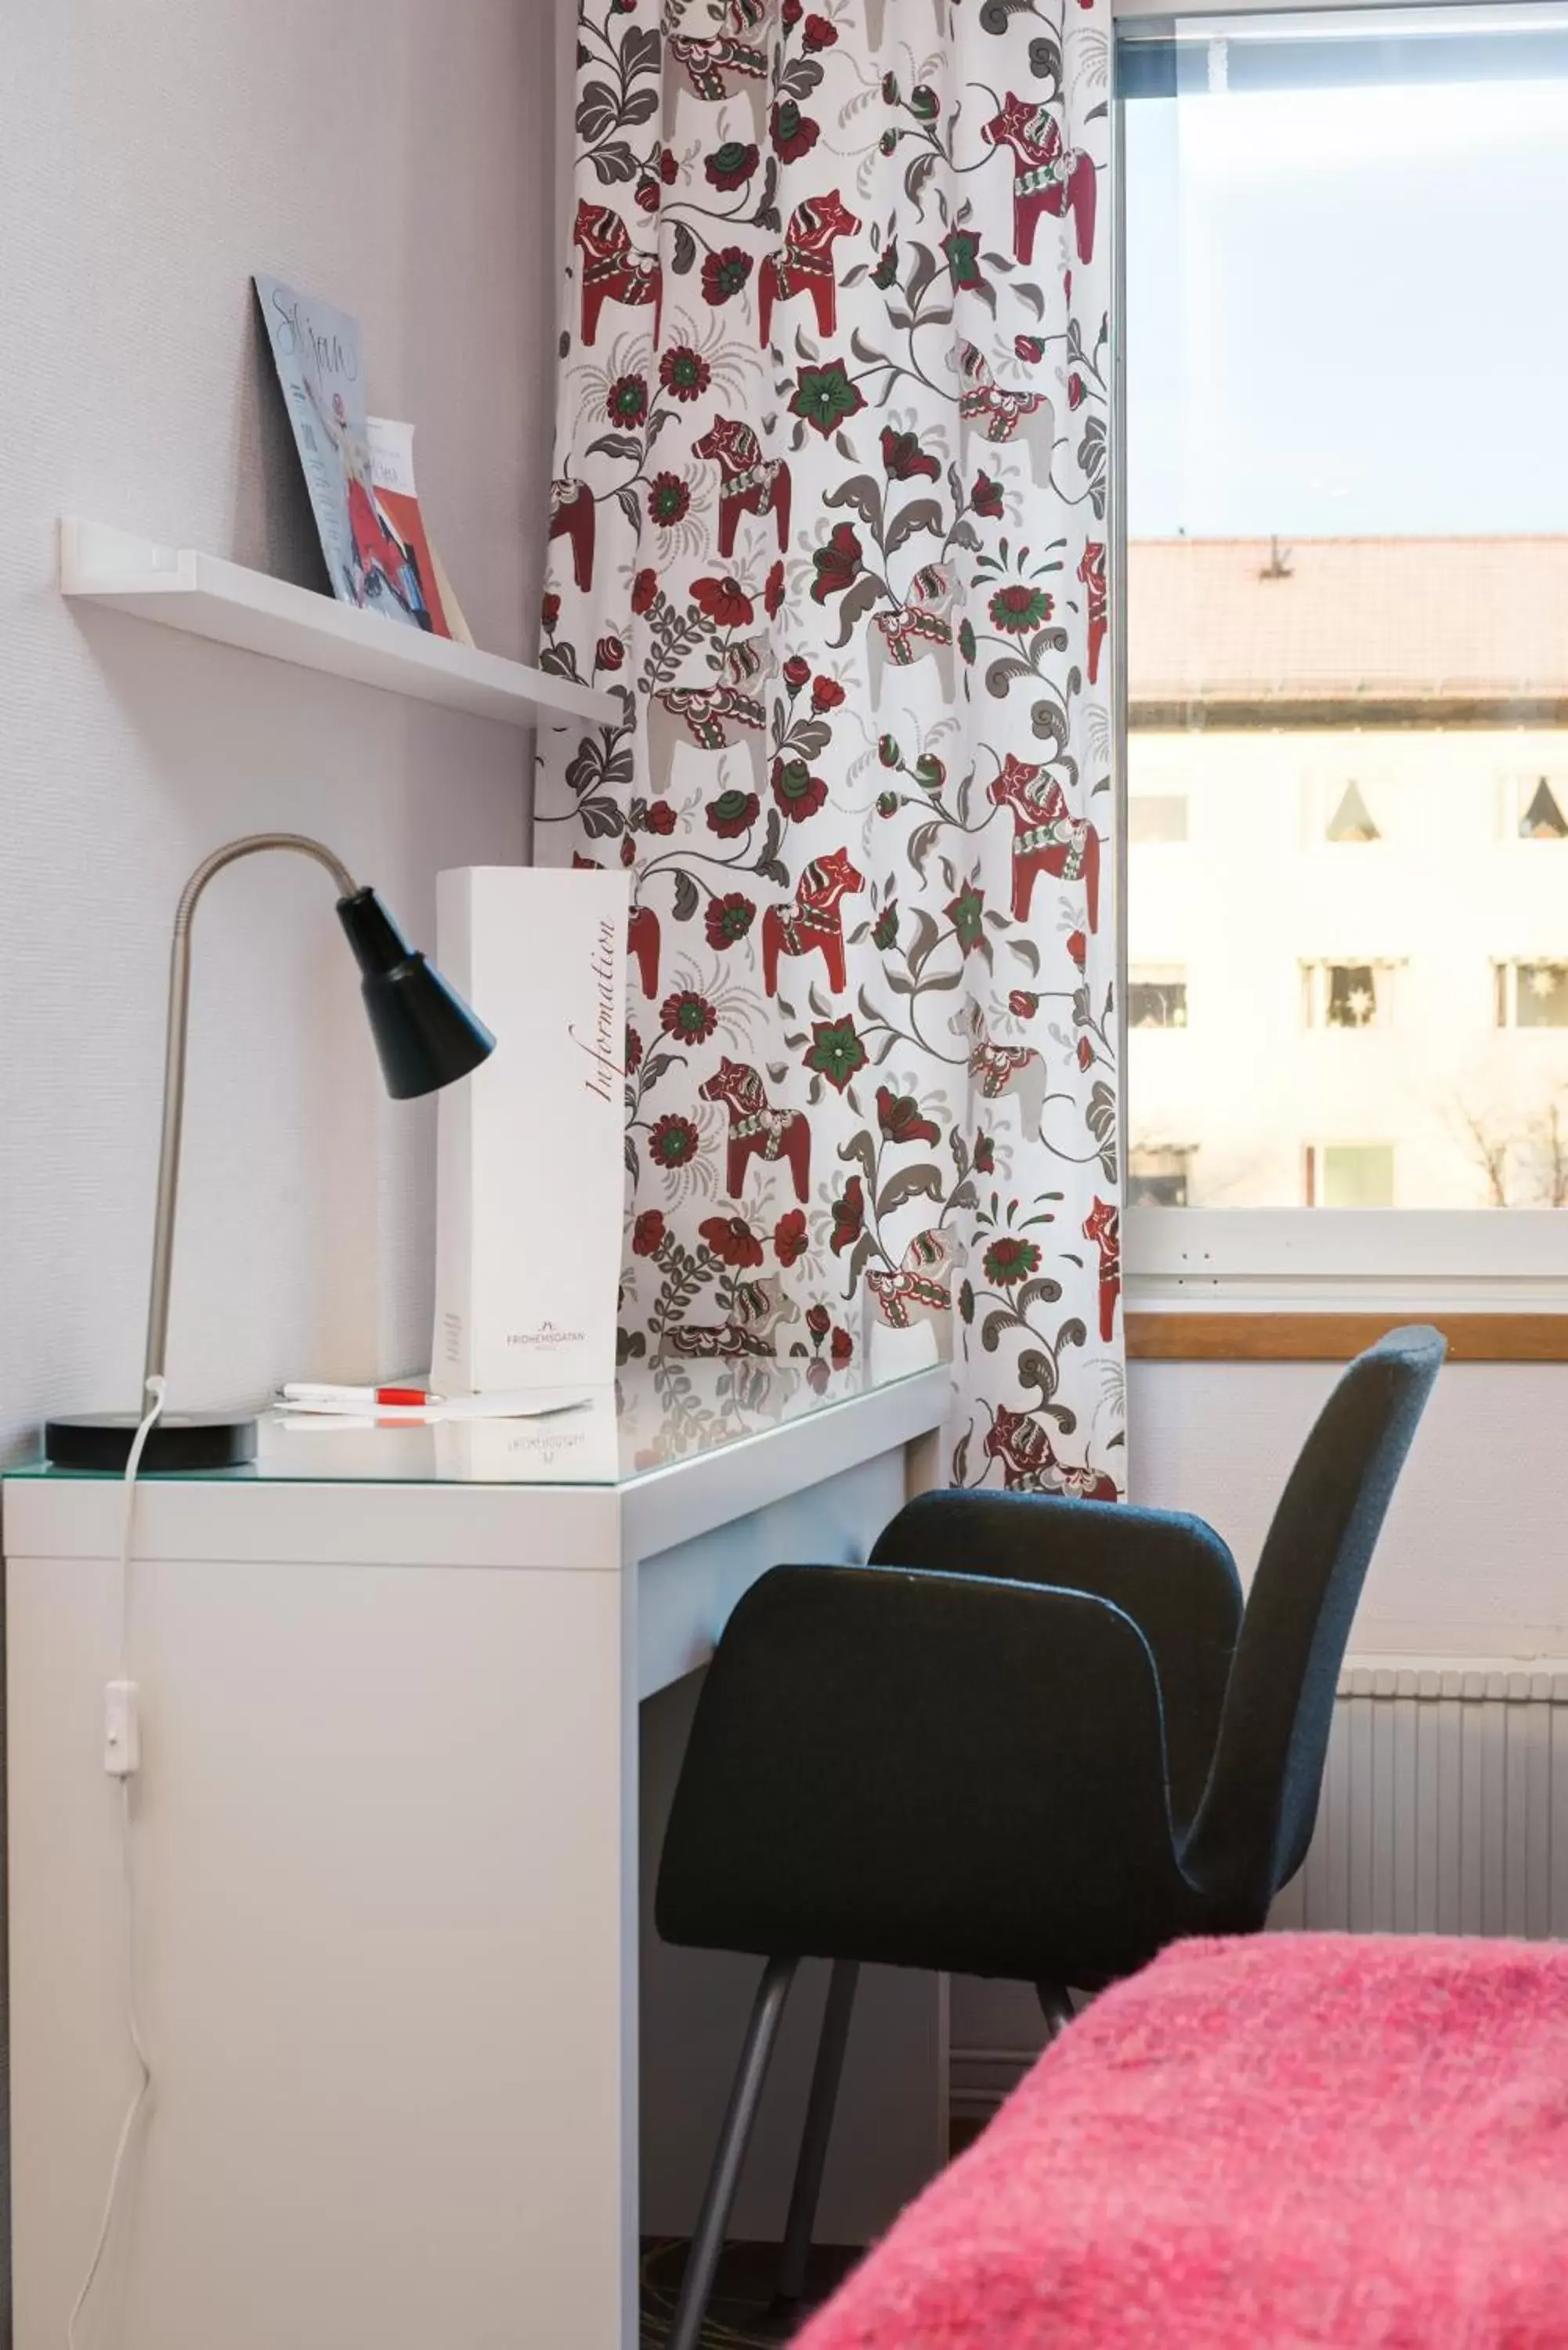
[1126, 1312, 1568, 1363]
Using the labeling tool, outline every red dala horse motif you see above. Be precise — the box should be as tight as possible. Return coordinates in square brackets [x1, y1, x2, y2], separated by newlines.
[982, 92, 1097, 267]
[573, 201, 662, 349]
[692, 416, 792, 559]
[988, 753, 1100, 931]
[758, 192, 861, 346]
[699, 1058, 811, 1205]
[761, 848, 865, 1000]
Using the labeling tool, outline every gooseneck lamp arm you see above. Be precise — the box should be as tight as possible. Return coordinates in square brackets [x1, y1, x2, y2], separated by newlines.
[45, 829, 493, 1473]
[143, 833, 359, 1390]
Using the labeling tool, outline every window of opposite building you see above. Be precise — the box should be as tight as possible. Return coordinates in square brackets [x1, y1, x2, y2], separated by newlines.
[1499, 963, 1568, 1030]
[1118, 0, 1568, 1301]
[1300, 961, 1400, 1031]
[1129, 792, 1187, 844]
[1129, 966, 1188, 1029]
[1129, 1148, 1193, 1207]
[1509, 776, 1568, 841]
[1304, 1144, 1396, 1210]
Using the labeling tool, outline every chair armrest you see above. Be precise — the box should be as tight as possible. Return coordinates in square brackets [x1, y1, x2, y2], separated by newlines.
[656, 1563, 1194, 1989]
[871, 1491, 1242, 1831]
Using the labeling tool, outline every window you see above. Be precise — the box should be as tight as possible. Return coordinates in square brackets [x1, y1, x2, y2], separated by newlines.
[1129, 793, 1187, 844]
[1129, 1147, 1193, 1207]
[1121, 0, 1568, 1256]
[1305, 1144, 1396, 1208]
[1498, 962, 1568, 1029]
[1508, 776, 1568, 841]
[1324, 781, 1381, 844]
[1129, 966, 1188, 1029]
[1301, 960, 1397, 1031]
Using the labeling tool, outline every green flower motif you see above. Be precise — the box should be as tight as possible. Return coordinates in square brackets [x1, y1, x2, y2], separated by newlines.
[982, 1235, 1042, 1288]
[942, 228, 982, 291]
[706, 787, 758, 839]
[771, 99, 820, 161]
[772, 757, 828, 822]
[947, 883, 986, 954]
[875, 789, 901, 817]
[878, 127, 900, 156]
[988, 584, 1054, 634]
[872, 239, 899, 290]
[958, 617, 977, 663]
[881, 70, 900, 103]
[706, 139, 757, 189]
[703, 247, 753, 303]
[661, 346, 710, 400]
[806, 1017, 869, 1094]
[878, 733, 902, 768]
[789, 359, 866, 439]
[649, 472, 691, 526]
[958, 1278, 975, 1325]
[914, 754, 945, 792]
[649, 1114, 700, 1170]
[909, 83, 939, 121]
[606, 373, 649, 425]
[872, 899, 900, 951]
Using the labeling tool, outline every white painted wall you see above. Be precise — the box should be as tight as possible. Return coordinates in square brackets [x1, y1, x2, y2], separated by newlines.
[0, 0, 560, 1462]
[1128, 1357, 1568, 1658]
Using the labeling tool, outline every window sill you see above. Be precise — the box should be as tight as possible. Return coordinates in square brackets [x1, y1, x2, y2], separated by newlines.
[1125, 1211, 1568, 1358]
[1127, 1311, 1568, 1362]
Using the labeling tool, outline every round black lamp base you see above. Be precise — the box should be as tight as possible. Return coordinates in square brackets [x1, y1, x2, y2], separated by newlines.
[44, 1412, 258, 1474]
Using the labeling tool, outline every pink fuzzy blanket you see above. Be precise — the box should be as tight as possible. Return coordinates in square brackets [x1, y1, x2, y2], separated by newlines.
[796, 1934, 1568, 2348]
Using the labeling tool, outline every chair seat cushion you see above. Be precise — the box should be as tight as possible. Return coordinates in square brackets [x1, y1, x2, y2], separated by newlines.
[795, 1932, 1568, 2349]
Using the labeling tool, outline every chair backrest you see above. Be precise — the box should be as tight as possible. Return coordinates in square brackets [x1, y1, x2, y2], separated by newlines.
[1180, 1325, 1445, 1921]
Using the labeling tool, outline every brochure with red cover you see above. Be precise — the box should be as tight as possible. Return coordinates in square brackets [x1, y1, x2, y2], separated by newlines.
[366, 416, 452, 638]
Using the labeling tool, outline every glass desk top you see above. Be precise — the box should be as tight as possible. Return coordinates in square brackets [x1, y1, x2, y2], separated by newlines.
[9, 1349, 950, 1491]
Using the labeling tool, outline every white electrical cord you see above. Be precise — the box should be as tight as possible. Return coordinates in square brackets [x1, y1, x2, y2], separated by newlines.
[67, 1373, 166, 2350]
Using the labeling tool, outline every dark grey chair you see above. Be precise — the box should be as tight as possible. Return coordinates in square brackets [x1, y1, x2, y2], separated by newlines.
[653, 1325, 1446, 2350]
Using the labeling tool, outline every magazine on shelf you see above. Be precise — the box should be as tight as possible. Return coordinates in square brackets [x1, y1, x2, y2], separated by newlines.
[253, 274, 436, 632]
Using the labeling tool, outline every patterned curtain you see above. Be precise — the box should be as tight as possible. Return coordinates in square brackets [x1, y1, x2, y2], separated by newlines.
[537, 0, 1123, 1495]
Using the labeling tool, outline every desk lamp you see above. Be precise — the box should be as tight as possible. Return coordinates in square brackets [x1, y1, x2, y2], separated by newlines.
[45, 833, 494, 1472]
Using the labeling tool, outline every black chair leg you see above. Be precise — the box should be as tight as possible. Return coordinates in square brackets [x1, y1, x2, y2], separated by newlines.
[667, 1955, 797, 2350]
[774, 1958, 860, 2308]
[1036, 1980, 1075, 2039]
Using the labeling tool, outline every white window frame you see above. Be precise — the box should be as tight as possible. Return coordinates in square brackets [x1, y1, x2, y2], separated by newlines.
[1111, 0, 1568, 1314]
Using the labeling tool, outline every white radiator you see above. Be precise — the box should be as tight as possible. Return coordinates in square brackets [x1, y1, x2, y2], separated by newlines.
[951, 1659, 1568, 2126]
[1270, 1661, 1568, 1939]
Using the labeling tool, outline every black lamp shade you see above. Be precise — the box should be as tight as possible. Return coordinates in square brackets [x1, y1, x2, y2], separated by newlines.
[336, 887, 494, 1099]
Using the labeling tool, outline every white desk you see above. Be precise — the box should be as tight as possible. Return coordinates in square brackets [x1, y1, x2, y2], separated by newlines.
[4, 1358, 949, 2350]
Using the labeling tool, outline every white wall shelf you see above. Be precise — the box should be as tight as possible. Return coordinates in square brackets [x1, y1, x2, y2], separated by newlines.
[60, 517, 620, 732]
